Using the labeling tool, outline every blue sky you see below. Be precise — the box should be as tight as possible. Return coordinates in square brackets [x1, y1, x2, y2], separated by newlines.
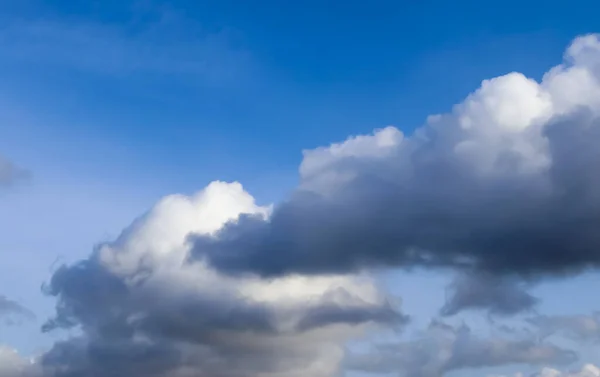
[2, 1, 600, 377]
[3, 0, 592, 198]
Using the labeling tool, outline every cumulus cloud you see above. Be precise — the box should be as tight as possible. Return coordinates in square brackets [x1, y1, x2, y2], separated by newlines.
[346, 320, 576, 377]
[9, 33, 600, 377]
[191, 34, 600, 286]
[0, 154, 29, 188]
[0, 295, 35, 325]
[39, 182, 406, 377]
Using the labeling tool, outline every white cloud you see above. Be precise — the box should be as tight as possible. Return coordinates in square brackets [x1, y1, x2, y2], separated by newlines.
[300, 126, 404, 193]
[305, 34, 600, 183]
[6, 31, 600, 377]
[192, 34, 600, 289]
[40, 181, 405, 377]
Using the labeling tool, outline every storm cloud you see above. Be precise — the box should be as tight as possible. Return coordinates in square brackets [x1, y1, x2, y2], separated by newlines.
[191, 34, 600, 281]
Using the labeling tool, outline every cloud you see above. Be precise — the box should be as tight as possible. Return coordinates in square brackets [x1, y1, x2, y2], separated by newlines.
[9, 32, 600, 377]
[346, 320, 577, 377]
[0, 5, 252, 84]
[190, 34, 600, 287]
[39, 181, 406, 377]
[493, 363, 600, 377]
[0, 346, 39, 377]
[0, 154, 29, 188]
[0, 295, 35, 325]
[528, 313, 600, 342]
[440, 272, 539, 317]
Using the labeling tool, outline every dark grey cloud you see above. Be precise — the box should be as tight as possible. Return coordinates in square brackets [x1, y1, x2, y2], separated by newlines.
[295, 299, 408, 332]
[187, 36, 600, 286]
[0, 154, 29, 188]
[39, 256, 406, 377]
[346, 320, 577, 377]
[440, 272, 539, 317]
[192, 92, 600, 285]
[39, 337, 184, 377]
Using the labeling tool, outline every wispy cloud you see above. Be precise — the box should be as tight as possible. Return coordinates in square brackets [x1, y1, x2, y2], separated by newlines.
[0, 154, 29, 188]
[347, 320, 577, 377]
[0, 6, 253, 85]
[0, 295, 35, 324]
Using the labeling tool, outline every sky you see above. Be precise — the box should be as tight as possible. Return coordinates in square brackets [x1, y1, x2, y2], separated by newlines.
[2, 1, 600, 376]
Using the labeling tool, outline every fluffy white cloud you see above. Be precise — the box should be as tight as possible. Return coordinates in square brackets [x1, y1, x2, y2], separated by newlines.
[193, 34, 600, 296]
[40, 181, 405, 377]
[303, 34, 600, 184]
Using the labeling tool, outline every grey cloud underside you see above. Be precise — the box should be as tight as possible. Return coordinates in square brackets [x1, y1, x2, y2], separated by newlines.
[43, 259, 405, 336]
[346, 320, 577, 377]
[440, 272, 539, 317]
[192, 111, 600, 279]
[37, 186, 407, 377]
